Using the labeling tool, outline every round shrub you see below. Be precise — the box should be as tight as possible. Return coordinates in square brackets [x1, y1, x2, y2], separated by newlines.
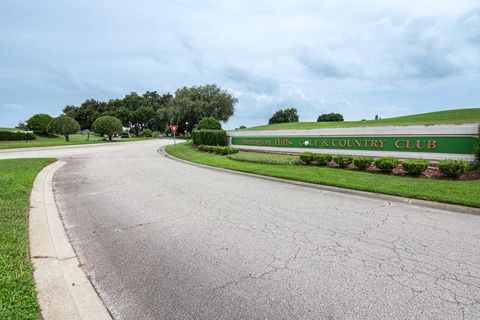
[140, 128, 153, 137]
[300, 152, 315, 164]
[402, 159, 429, 176]
[333, 155, 353, 168]
[129, 127, 138, 136]
[27, 113, 53, 135]
[374, 157, 399, 172]
[196, 117, 222, 130]
[92, 116, 123, 141]
[438, 159, 469, 179]
[314, 154, 332, 166]
[48, 115, 80, 141]
[353, 156, 373, 170]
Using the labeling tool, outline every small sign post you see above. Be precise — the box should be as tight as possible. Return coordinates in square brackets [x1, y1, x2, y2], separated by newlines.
[170, 124, 179, 145]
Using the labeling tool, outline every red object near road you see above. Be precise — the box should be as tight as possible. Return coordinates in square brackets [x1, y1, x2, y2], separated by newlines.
[170, 124, 178, 133]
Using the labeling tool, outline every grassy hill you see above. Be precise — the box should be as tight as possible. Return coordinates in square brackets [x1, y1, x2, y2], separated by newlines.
[241, 108, 480, 131]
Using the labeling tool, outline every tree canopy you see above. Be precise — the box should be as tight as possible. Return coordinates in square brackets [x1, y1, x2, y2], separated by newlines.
[26, 113, 53, 135]
[62, 84, 236, 134]
[268, 108, 299, 124]
[91, 116, 123, 141]
[47, 115, 80, 141]
[317, 113, 344, 122]
[196, 117, 222, 130]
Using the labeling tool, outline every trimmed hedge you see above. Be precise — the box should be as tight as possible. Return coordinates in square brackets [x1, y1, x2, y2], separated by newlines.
[333, 155, 353, 168]
[0, 131, 36, 141]
[402, 159, 429, 176]
[192, 130, 227, 146]
[353, 156, 373, 170]
[438, 160, 469, 179]
[300, 152, 315, 164]
[375, 157, 399, 172]
[197, 145, 238, 155]
[300, 152, 332, 166]
[314, 154, 333, 166]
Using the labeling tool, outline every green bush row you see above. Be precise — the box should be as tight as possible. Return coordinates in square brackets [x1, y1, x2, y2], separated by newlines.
[299, 152, 470, 179]
[374, 157, 399, 172]
[0, 131, 36, 141]
[402, 159, 429, 176]
[438, 160, 469, 178]
[299, 152, 333, 165]
[353, 157, 374, 170]
[192, 129, 226, 146]
[334, 155, 353, 168]
[197, 145, 238, 155]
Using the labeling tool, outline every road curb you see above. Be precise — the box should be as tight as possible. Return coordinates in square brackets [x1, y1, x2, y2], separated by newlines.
[160, 147, 480, 216]
[29, 161, 112, 320]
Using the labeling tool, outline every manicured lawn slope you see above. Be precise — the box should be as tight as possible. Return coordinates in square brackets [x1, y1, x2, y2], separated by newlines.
[242, 108, 480, 131]
[0, 130, 149, 149]
[0, 158, 56, 319]
[227, 151, 301, 165]
[165, 143, 480, 207]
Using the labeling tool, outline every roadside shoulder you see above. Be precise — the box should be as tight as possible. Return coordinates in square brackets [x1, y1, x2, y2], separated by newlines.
[29, 161, 112, 320]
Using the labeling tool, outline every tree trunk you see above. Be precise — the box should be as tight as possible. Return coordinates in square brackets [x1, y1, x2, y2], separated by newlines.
[65, 135, 69, 141]
[108, 135, 112, 141]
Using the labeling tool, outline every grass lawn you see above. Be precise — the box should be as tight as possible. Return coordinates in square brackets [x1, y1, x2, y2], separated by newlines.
[0, 131, 150, 149]
[0, 158, 56, 319]
[227, 151, 301, 165]
[165, 142, 480, 207]
[242, 108, 480, 131]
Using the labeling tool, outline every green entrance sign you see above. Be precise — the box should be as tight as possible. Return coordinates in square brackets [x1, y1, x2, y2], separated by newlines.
[231, 136, 478, 154]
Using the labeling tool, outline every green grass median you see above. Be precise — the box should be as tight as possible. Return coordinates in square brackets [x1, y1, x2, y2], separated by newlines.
[0, 158, 56, 319]
[165, 142, 480, 208]
[0, 131, 151, 149]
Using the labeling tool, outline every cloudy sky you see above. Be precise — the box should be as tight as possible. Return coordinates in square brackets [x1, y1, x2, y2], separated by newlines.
[1, 0, 480, 129]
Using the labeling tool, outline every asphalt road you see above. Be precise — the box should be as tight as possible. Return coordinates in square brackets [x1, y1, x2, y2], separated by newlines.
[4, 140, 480, 319]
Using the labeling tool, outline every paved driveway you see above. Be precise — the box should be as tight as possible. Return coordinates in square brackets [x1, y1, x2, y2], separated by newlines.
[4, 140, 480, 319]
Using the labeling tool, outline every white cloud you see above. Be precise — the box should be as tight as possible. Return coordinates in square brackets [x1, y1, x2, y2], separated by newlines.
[1, 0, 480, 128]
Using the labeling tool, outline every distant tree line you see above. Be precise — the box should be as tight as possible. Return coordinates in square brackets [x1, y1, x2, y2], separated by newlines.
[268, 108, 299, 124]
[63, 84, 237, 134]
[267, 108, 345, 124]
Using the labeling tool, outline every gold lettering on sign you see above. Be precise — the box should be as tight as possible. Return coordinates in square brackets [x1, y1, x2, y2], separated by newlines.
[339, 139, 347, 147]
[427, 140, 437, 149]
[395, 140, 404, 148]
[322, 139, 329, 147]
[275, 138, 292, 147]
[371, 140, 378, 148]
[332, 140, 338, 147]
[416, 140, 426, 150]
[406, 140, 414, 149]
[379, 140, 385, 148]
